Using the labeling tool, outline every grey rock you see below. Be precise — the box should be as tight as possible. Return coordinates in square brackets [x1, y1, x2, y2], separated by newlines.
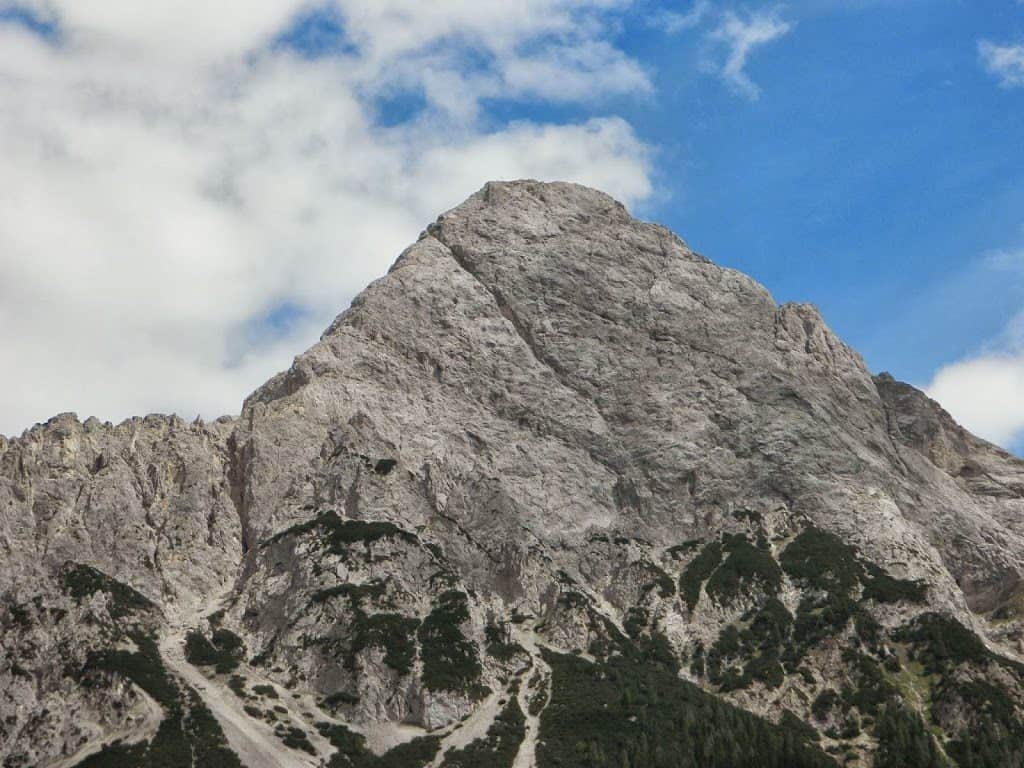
[4, 180, 1024, 767]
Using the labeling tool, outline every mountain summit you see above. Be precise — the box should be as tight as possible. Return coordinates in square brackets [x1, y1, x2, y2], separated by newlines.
[3, 181, 1024, 768]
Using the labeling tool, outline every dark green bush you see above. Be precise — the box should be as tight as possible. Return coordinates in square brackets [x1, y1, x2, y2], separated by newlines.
[440, 697, 525, 767]
[418, 591, 485, 697]
[679, 542, 722, 610]
[536, 649, 836, 768]
[60, 562, 155, 619]
[780, 529, 862, 592]
[705, 538, 782, 604]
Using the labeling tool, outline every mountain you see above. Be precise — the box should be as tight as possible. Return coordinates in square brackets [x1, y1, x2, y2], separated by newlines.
[3, 180, 1024, 768]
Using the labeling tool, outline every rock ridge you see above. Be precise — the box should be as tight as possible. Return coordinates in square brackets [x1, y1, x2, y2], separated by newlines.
[4, 180, 1024, 768]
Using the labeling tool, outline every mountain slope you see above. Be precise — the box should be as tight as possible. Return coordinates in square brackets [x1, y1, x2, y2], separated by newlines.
[3, 180, 1024, 768]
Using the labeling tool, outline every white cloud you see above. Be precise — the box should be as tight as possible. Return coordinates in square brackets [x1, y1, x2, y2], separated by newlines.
[979, 40, 1024, 89]
[0, 1, 653, 436]
[708, 8, 791, 99]
[926, 251, 1024, 448]
[927, 354, 1024, 448]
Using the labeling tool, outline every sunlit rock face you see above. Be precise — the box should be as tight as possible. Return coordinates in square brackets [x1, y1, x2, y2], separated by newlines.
[4, 180, 1024, 768]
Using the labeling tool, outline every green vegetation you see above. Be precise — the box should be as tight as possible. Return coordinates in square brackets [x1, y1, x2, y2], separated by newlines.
[744, 598, 793, 649]
[839, 649, 898, 718]
[811, 690, 840, 722]
[885, 613, 1024, 766]
[643, 566, 677, 599]
[418, 590, 485, 697]
[350, 612, 420, 675]
[184, 628, 244, 673]
[705, 535, 782, 605]
[893, 614, 989, 673]
[485, 623, 525, 662]
[315, 721, 441, 768]
[440, 697, 526, 767]
[874, 703, 949, 768]
[536, 648, 835, 768]
[261, 511, 416, 552]
[73, 631, 242, 768]
[780, 529, 861, 593]
[252, 684, 279, 699]
[279, 725, 316, 754]
[313, 580, 388, 605]
[733, 509, 764, 524]
[60, 562, 155, 619]
[624, 607, 649, 639]
[778, 529, 869, 659]
[699, 599, 792, 692]
[862, 568, 927, 604]
[942, 680, 1024, 767]
[323, 690, 360, 708]
[792, 592, 858, 659]
[227, 674, 247, 698]
[666, 540, 702, 560]
[679, 541, 722, 610]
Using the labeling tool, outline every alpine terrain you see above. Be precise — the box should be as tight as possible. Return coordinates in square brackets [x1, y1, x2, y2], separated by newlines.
[4, 180, 1024, 768]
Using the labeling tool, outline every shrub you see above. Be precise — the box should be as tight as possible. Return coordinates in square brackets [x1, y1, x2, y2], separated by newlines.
[679, 542, 722, 610]
[862, 569, 927, 604]
[536, 649, 836, 768]
[440, 697, 525, 767]
[184, 629, 244, 673]
[705, 537, 782, 604]
[418, 591, 485, 697]
[780, 529, 862, 592]
[59, 562, 155, 619]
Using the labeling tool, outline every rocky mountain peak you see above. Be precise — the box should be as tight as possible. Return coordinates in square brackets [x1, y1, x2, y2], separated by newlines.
[4, 181, 1024, 768]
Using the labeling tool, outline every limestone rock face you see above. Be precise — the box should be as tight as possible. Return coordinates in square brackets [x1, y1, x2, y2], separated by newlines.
[4, 180, 1024, 768]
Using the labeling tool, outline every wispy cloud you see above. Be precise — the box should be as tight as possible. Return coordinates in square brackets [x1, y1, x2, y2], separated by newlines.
[651, 0, 711, 34]
[979, 40, 1024, 88]
[708, 8, 792, 99]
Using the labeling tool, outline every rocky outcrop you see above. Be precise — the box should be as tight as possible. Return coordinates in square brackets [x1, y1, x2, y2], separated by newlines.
[4, 180, 1024, 767]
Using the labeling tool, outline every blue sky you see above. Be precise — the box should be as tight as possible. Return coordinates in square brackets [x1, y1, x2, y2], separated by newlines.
[459, 3, 1024, 381]
[0, 1, 1022, 453]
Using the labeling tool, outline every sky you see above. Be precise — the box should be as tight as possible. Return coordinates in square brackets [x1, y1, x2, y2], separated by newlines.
[0, 1, 1022, 455]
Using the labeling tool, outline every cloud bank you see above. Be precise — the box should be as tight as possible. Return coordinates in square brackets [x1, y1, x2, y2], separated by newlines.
[0, 0, 653, 435]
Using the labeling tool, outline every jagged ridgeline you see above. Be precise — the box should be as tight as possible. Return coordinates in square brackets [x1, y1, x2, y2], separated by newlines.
[3, 181, 1024, 768]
